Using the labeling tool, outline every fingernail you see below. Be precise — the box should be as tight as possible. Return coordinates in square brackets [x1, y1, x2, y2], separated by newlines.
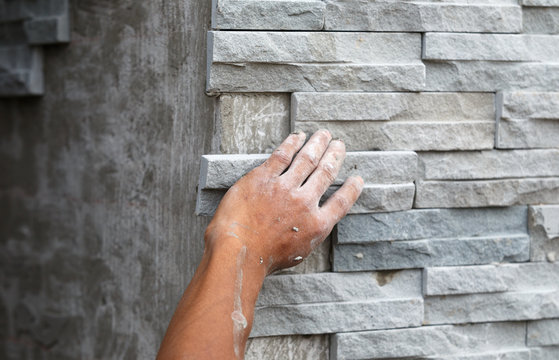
[355, 175, 364, 186]
[332, 138, 344, 143]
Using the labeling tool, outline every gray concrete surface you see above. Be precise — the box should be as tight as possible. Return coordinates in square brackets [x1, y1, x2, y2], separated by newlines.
[0, 1, 214, 358]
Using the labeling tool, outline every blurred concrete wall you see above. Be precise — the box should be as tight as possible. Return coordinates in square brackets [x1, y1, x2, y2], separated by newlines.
[0, 1, 214, 358]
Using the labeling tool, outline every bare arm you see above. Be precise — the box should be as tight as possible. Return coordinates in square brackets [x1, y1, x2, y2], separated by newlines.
[157, 130, 363, 359]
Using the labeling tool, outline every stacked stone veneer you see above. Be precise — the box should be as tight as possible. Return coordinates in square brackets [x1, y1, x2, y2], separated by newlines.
[0, 0, 70, 96]
[202, 0, 559, 359]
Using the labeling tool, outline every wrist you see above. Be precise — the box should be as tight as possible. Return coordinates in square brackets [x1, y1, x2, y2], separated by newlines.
[204, 232, 268, 282]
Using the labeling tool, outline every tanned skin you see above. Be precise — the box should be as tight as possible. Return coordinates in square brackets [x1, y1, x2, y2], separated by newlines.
[157, 130, 363, 359]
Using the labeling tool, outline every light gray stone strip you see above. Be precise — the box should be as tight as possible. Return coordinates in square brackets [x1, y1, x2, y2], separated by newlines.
[198, 153, 268, 190]
[207, 63, 425, 93]
[245, 335, 328, 360]
[335, 207, 528, 244]
[423, 34, 559, 62]
[498, 262, 559, 291]
[425, 262, 559, 296]
[425, 62, 559, 92]
[196, 183, 415, 216]
[522, 0, 559, 6]
[529, 205, 559, 262]
[292, 92, 494, 122]
[523, 7, 559, 34]
[217, 93, 290, 154]
[332, 234, 530, 271]
[419, 149, 559, 180]
[424, 263, 559, 296]
[257, 270, 422, 307]
[423, 265, 508, 296]
[250, 297, 423, 337]
[294, 121, 494, 151]
[331, 322, 526, 360]
[212, 0, 325, 31]
[209, 31, 421, 64]
[324, 1, 522, 32]
[497, 119, 559, 149]
[501, 92, 559, 120]
[414, 178, 559, 208]
[198, 151, 419, 189]
[528, 319, 559, 346]
[424, 290, 559, 325]
[326, 183, 415, 214]
[530, 347, 559, 360]
[424, 350, 531, 360]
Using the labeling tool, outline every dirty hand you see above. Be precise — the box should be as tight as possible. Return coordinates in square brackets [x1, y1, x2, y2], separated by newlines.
[205, 130, 363, 273]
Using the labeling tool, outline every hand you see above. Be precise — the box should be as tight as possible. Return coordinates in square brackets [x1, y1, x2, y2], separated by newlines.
[204, 130, 363, 273]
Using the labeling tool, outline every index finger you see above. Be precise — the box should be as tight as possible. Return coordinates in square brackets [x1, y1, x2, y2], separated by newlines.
[261, 132, 306, 175]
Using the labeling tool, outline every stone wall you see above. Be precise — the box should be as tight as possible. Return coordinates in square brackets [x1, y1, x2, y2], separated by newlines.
[204, 0, 559, 358]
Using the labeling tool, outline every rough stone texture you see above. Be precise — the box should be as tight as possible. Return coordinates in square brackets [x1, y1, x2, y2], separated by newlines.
[209, 31, 421, 64]
[425, 62, 559, 92]
[251, 297, 423, 337]
[523, 0, 559, 5]
[500, 92, 559, 120]
[523, 7, 559, 34]
[295, 121, 494, 151]
[530, 347, 559, 360]
[415, 178, 559, 208]
[419, 149, 559, 180]
[423, 34, 559, 61]
[498, 262, 559, 291]
[207, 63, 425, 93]
[333, 234, 530, 271]
[0, 1, 215, 358]
[198, 151, 418, 189]
[496, 92, 559, 148]
[424, 262, 559, 295]
[343, 184, 415, 214]
[527, 319, 559, 346]
[257, 270, 422, 307]
[245, 335, 329, 360]
[212, 0, 326, 30]
[217, 93, 290, 154]
[497, 119, 559, 149]
[324, 1, 522, 32]
[424, 290, 559, 324]
[331, 322, 526, 360]
[292, 92, 494, 122]
[529, 205, 559, 262]
[422, 350, 531, 360]
[423, 265, 508, 296]
[335, 207, 527, 244]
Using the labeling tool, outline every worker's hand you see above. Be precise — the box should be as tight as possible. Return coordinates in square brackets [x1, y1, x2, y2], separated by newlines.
[205, 130, 363, 274]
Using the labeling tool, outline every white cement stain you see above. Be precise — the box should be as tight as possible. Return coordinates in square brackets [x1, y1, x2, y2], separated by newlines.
[232, 245, 247, 359]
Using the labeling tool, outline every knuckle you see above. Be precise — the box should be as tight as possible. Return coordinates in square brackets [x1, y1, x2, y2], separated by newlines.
[321, 162, 337, 183]
[300, 151, 320, 168]
[272, 148, 292, 166]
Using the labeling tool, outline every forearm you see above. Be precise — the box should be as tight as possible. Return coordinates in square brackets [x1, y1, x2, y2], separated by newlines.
[157, 236, 266, 359]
